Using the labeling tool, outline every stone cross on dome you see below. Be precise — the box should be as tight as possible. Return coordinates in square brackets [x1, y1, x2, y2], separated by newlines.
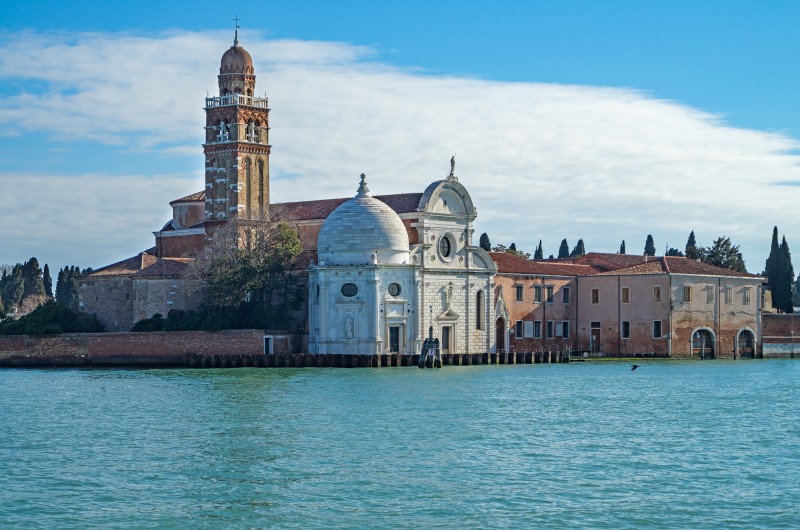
[356, 173, 371, 197]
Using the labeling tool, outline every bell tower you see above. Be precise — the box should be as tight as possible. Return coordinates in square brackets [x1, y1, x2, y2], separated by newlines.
[203, 28, 271, 230]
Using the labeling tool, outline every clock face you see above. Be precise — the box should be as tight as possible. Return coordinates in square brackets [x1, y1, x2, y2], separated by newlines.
[388, 283, 401, 297]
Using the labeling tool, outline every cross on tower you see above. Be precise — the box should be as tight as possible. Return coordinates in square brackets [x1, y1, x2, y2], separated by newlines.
[233, 15, 240, 46]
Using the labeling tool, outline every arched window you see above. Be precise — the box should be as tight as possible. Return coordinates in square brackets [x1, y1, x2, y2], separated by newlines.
[257, 159, 265, 208]
[476, 290, 484, 330]
[244, 158, 252, 218]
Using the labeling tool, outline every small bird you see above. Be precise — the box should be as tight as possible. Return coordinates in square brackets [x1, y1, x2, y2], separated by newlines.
[631, 364, 640, 371]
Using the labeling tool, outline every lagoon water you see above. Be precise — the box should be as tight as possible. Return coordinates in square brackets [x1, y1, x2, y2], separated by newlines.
[1, 360, 799, 529]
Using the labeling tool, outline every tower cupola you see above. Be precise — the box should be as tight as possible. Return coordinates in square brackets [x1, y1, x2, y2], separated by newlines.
[218, 30, 256, 96]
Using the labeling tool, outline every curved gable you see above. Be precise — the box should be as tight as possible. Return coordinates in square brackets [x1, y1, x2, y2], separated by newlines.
[417, 179, 476, 219]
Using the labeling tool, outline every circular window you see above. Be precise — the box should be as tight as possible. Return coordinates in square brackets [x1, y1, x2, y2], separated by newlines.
[388, 283, 401, 296]
[439, 235, 452, 258]
[341, 283, 358, 297]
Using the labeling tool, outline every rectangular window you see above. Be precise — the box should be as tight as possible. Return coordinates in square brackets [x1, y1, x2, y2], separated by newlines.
[562, 321, 570, 339]
[546, 286, 554, 304]
[546, 320, 554, 338]
[683, 286, 692, 302]
[592, 288, 600, 304]
[534, 320, 542, 339]
[524, 321, 533, 338]
[653, 320, 662, 339]
[533, 285, 542, 303]
[706, 287, 714, 304]
[621, 287, 630, 304]
[515, 285, 523, 302]
[515, 320, 523, 338]
[563, 287, 571, 304]
[725, 287, 732, 304]
[653, 286, 661, 303]
[555, 322, 563, 337]
[744, 287, 751, 305]
[622, 321, 630, 339]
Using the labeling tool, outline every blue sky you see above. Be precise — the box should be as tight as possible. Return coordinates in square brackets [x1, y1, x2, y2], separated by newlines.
[2, 0, 800, 274]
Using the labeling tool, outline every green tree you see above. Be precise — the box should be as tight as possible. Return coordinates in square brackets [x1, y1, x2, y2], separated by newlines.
[699, 236, 747, 273]
[509, 242, 517, 252]
[644, 235, 656, 256]
[764, 227, 792, 312]
[491, 243, 530, 259]
[199, 219, 303, 328]
[479, 233, 491, 251]
[685, 230, 700, 259]
[2, 266, 24, 311]
[21, 258, 45, 299]
[534, 240, 544, 260]
[666, 248, 683, 256]
[792, 272, 800, 307]
[43, 264, 53, 298]
[570, 239, 586, 257]
[619, 240, 626, 254]
[558, 239, 570, 259]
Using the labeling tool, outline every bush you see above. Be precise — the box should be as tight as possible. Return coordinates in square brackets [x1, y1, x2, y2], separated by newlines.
[0, 301, 104, 335]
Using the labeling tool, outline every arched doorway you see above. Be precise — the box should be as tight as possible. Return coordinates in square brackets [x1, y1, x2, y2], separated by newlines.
[692, 329, 715, 359]
[496, 317, 506, 353]
[737, 329, 755, 359]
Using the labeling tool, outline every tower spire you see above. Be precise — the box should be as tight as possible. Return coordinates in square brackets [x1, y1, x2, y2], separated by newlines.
[233, 15, 240, 46]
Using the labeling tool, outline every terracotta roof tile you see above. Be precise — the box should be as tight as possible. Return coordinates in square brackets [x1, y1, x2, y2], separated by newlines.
[574, 252, 650, 270]
[169, 191, 206, 205]
[594, 259, 666, 276]
[133, 258, 195, 278]
[85, 248, 158, 278]
[490, 252, 598, 276]
[269, 193, 423, 222]
[664, 257, 761, 278]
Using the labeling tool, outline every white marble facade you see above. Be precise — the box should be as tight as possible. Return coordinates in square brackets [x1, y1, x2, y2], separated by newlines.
[308, 171, 497, 355]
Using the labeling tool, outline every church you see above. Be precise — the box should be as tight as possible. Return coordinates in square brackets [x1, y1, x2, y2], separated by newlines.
[79, 31, 499, 356]
[80, 31, 765, 359]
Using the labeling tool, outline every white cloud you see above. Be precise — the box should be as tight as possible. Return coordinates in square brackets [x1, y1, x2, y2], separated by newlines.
[1, 29, 799, 270]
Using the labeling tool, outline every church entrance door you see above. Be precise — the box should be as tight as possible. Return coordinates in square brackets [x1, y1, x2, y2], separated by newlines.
[441, 326, 451, 354]
[389, 326, 400, 353]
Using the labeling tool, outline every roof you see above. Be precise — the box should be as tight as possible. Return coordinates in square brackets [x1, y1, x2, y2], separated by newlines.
[574, 252, 650, 271]
[594, 256, 762, 278]
[133, 258, 195, 278]
[83, 248, 158, 278]
[169, 191, 206, 205]
[270, 193, 423, 222]
[490, 252, 598, 276]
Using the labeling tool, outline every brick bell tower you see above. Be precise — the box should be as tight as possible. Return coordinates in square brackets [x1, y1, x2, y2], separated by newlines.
[203, 28, 271, 232]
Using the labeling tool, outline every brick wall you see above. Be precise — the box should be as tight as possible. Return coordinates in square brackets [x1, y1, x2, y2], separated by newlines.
[0, 329, 294, 367]
[762, 313, 800, 358]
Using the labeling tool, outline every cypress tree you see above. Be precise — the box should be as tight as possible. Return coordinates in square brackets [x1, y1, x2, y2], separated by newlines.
[765, 227, 782, 309]
[534, 240, 544, 260]
[570, 239, 586, 257]
[793, 272, 800, 307]
[22, 258, 45, 299]
[685, 231, 699, 259]
[509, 242, 517, 252]
[644, 235, 656, 256]
[43, 264, 53, 298]
[619, 240, 626, 254]
[55, 268, 66, 303]
[558, 239, 570, 259]
[479, 233, 491, 252]
[778, 236, 795, 313]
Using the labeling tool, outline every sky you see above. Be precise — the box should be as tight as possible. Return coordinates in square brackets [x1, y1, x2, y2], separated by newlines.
[1, 0, 800, 275]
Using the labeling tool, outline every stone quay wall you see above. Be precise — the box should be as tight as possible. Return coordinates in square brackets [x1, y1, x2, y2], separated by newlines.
[762, 313, 800, 358]
[0, 330, 290, 368]
[0, 330, 568, 368]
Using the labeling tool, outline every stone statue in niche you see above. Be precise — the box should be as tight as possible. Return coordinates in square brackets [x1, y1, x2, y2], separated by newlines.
[344, 317, 354, 339]
[445, 283, 454, 311]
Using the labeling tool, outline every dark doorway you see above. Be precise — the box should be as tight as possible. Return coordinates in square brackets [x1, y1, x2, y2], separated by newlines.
[737, 330, 755, 359]
[692, 329, 715, 359]
[389, 326, 400, 353]
[441, 326, 451, 354]
[496, 318, 506, 353]
[590, 322, 601, 355]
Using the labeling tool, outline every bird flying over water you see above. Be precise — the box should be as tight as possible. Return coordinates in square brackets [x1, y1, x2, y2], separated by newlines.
[631, 364, 640, 371]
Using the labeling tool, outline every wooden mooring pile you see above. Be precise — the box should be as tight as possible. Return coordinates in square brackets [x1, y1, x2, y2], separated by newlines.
[187, 350, 570, 369]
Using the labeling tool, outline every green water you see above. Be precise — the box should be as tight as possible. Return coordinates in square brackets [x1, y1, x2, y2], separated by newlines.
[1, 361, 799, 529]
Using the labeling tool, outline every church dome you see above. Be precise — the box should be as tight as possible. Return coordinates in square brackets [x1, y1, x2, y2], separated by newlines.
[317, 175, 410, 266]
[220, 44, 254, 75]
